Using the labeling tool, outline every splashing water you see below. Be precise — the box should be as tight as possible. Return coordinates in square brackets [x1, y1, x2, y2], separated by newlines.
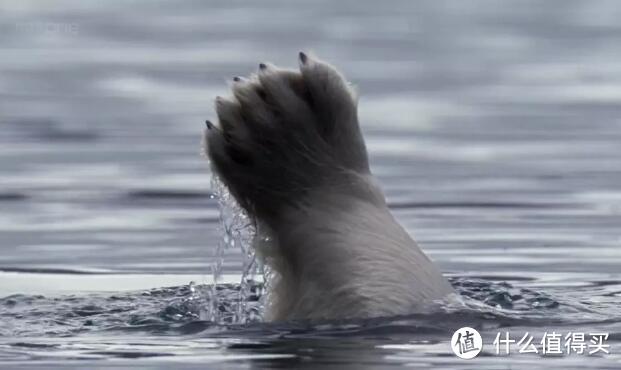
[208, 174, 267, 324]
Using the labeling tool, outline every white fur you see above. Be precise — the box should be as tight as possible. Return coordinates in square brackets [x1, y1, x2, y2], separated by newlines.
[205, 53, 454, 321]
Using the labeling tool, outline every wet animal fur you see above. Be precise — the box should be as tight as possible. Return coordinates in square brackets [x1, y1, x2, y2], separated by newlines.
[205, 53, 454, 321]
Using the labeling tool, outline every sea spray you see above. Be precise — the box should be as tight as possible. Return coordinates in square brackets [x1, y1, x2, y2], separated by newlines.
[209, 174, 266, 324]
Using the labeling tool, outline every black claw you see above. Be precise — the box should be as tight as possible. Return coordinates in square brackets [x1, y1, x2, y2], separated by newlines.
[259, 63, 267, 70]
[233, 76, 241, 82]
[299, 52, 307, 64]
[205, 120, 213, 129]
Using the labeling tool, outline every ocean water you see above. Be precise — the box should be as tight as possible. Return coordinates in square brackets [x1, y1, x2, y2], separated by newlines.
[1, 0, 621, 368]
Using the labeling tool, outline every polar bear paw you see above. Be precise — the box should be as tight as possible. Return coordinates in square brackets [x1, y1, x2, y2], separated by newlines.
[205, 52, 371, 221]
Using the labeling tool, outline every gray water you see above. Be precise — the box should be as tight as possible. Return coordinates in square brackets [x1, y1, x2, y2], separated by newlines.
[1, 0, 621, 368]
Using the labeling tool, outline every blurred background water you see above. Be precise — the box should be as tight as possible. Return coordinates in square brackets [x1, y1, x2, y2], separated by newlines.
[0, 0, 620, 368]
